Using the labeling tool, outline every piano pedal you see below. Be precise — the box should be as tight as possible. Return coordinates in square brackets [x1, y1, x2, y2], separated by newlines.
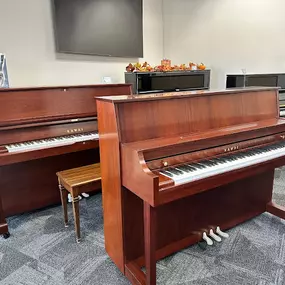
[202, 232, 213, 246]
[209, 229, 222, 242]
[216, 226, 229, 238]
[81, 193, 89, 198]
[68, 194, 82, 203]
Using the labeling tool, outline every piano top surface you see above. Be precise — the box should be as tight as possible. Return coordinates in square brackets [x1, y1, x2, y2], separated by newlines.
[0, 83, 132, 92]
[96, 87, 279, 103]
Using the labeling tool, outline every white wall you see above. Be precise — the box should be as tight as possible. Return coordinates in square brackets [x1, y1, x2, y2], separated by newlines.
[0, 0, 163, 87]
[163, 0, 285, 89]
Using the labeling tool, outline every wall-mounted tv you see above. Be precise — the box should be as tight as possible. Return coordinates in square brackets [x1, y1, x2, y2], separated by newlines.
[51, 0, 143, 58]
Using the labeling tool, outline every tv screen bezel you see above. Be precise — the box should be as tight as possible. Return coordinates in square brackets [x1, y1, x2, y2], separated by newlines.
[51, 0, 144, 58]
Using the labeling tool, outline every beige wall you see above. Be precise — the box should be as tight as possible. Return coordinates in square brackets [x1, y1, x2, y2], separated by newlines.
[163, 0, 285, 89]
[3, 0, 285, 89]
[0, 0, 163, 87]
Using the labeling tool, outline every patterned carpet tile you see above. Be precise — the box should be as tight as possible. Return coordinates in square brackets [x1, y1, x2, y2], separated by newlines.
[1, 169, 285, 284]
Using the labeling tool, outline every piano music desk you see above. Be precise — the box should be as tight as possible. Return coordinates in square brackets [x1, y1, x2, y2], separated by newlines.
[56, 163, 101, 243]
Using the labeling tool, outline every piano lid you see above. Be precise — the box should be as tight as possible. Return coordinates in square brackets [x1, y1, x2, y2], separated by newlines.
[0, 83, 131, 92]
[96, 87, 280, 103]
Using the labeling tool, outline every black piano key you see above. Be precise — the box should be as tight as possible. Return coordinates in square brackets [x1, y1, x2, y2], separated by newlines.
[167, 168, 184, 175]
[196, 162, 207, 168]
[177, 165, 192, 173]
[185, 165, 198, 171]
[160, 170, 173, 177]
[183, 164, 196, 171]
[190, 163, 204, 169]
[210, 159, 222, 165]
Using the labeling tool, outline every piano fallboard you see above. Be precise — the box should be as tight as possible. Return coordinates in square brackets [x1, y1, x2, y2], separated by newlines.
[123, 118, 285, 161]
[0, 116, 97, 146]
[121, 119, 285, 206]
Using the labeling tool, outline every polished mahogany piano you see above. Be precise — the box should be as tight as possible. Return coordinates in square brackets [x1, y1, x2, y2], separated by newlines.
[0, 83, 132, 239]
[96, 87, 285, 285]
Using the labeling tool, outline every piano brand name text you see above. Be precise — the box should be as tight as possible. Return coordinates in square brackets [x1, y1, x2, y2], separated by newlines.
[67, 128, 84, 133]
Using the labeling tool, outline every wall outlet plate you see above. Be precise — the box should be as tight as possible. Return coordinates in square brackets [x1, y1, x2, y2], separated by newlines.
[102, 76, 112, 84]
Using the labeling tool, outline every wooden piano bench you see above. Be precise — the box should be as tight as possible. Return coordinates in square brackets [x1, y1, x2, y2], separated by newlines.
[56, 163, 101, 243]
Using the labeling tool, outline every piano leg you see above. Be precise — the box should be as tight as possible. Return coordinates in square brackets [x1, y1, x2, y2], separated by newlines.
[266, 201, 285, 219]
[0, 195, 9, 239]
[144, 202, 157, 285]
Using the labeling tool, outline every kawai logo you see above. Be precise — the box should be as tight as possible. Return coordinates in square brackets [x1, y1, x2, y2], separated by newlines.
[224, 145, 239, 152]
[67, 128, 84, 133]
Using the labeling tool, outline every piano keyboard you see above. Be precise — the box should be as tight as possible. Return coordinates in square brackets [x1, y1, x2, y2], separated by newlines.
[280, 110, 285, 116]
[160, 141, 285, 185]
[5, 132, 98, 153]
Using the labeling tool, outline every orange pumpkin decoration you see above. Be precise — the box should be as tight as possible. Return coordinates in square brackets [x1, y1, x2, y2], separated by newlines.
[197, 63, 206, 70]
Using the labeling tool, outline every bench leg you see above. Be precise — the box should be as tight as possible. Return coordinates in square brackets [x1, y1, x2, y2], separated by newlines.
[59, 183, 68, 227]
[72, 194, 81, 243]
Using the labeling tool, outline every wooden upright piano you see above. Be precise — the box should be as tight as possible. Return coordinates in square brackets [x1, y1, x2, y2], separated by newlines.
[96, 87, 285, 285]
[0, 83, 132, 238]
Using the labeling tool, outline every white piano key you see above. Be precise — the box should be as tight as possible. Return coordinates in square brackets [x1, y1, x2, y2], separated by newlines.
[159, 142, 285, 185]
[5, 132, 99, 153]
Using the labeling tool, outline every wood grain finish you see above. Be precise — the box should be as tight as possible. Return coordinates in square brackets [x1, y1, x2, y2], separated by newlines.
[146, 130, 285, 170]
[0, 83, 132, 236]
[121, 171, 274, 263]
[121, 121, 285, 206]
[97, 86, 279, 103]
[266, 201, 285, 219]
[96, 87, 285, 285]
[0, 118, 97, 146]
[0, 195, 8, 236]
[57, 164, 101, 189]
[125, 262, 146, 285]
[117, 89, 279, 143]
[1, 149, 99, 217]
[126, 118, 285, 162]
[0, 84, 132, 127]
[57, 163, 101, 242]
[144, 202, 156, 285]
[121, 147, 159, 206]
[96, 100, 125, 273]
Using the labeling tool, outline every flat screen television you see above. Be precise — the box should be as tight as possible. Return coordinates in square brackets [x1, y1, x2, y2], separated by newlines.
[51, 0, 143, 58]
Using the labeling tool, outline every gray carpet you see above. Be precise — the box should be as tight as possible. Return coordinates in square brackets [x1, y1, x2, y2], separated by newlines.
[1, 169, 285, 285]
